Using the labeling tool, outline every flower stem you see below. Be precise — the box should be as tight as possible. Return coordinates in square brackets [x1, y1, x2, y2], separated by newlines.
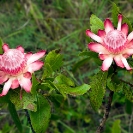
[96, 63, 116, 133]
[96, 90, 114, 133]
[24, 109, 35, 133]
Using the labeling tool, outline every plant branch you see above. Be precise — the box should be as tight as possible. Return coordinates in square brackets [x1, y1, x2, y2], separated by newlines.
[24, 109, 35, 133]
[96, 90, 114, 133]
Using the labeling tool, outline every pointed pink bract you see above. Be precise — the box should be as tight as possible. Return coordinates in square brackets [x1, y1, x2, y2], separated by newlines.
[104, 19, 114, 33]
[3, 44, 9, 52]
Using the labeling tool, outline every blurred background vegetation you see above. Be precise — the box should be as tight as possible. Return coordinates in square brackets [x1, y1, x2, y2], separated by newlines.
[0, 0, 133, 133]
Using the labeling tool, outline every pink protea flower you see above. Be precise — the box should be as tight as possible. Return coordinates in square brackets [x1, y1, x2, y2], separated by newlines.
[0, 44, 46, 96]
[86, 14, 133, 71]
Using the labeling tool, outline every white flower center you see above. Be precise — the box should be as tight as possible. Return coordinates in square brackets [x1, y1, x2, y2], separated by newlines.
[103, 30, 127, 54]
[0, 49, 26, 76]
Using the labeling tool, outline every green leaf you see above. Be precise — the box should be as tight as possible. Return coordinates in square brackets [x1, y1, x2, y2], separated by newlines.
[111, 119, 121, 133]
[107, 76, 123, 92]
[42, 50, 63, 78]
[73, 51, 102, 72]
[79, 51, 98, 57]
[42, 63, 53, 78]
[111, 2, 120, 27]
[54, 74, 90, 97]
[54, 74, 75, 87]
[31, 74, 39, 95]
[79, 50, 102, 65]
[123, 84, 133, 102]
[0, 94, 9, 103]
[8, 100, 22, 133]
[10, 90, 37, 112]
[68, 84, 90, 96]
[30, 95, 51, 133]
[89, 71, 108, 111]
[0, 38, 3, 54]
[90, 14, 104, 33]
[55, 84, 90, 97]
[40, 81, 55, 93]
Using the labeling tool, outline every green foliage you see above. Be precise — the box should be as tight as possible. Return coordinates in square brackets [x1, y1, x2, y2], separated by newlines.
[90, 14, 104, 33]
[54, 74, 90, 98]
[0, 38, 3, 54]
[89, 71, 108, 111]
[111, 2, 120, 27]
[107, 76, 123, 92]
[8, 100, 22, 133]
[72, 57, 90, 72]
[73, 50, 102, 73]
[42, 50, 63, 78]
[123, 84, 133, 102]
[30, 95, 51, 133]
[79, 50, 102, 65]
[31, 74, 39, 95]
[111, 119, 121, 133]
[57, 120, 75, 133]
[79, 51, 98, 57]
[1, 1, 133, 133]
[125, 99, 132, 115]
[54, 74, 75, 86]
[127, 58, 133, 67]
[10, 90, 37, 112]
[29, 2, 43, 20]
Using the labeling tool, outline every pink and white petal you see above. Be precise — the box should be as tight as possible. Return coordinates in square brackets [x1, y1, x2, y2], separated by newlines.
[86, 30, 103, 43]
[16, 46, 24, 53]
[123, 54, 130, 58]
[99, 54, 110, 60]
[97, 30, 106, 39]
[19, 77, 32, 93]
[127, 31, 133, 41]
[127, 40, 133, 49]
[28, 61, 44, 73]
[88, 42, 109, 54]
[124, 48, 133, 55]
[0, 75, 8, 84]
[121, 56, 132, 70]
[11, 79, 19, 89]
[117, 14, 122, 31]
[114, 55, 124, 68]
[25, 52, 33, 60]
[0, 79, 12, 96]
[101, 57, 113, 71]
[2, 44, 9, 52]
[27, 50, 46, 64]
[121, 23, 128, 36]
[0, 54, 2, 59]
[23, 72, 32, 78]
[104, 19, 114, 33]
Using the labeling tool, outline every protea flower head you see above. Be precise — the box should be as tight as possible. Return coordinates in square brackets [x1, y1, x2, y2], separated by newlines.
[86, 14, 133, 71]
[0, 44, 46, 96]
